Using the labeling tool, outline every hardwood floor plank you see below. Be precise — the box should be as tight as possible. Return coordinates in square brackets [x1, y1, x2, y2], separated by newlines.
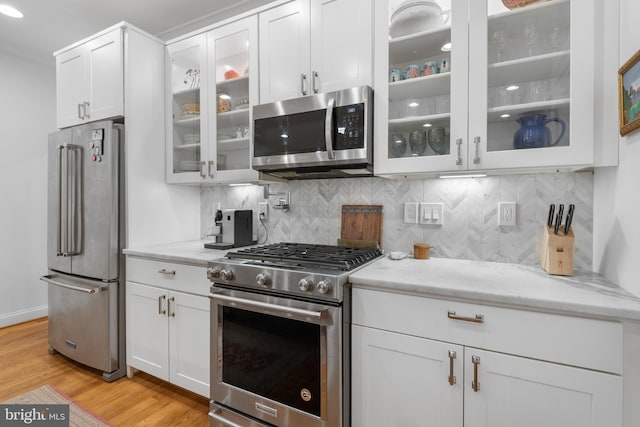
[0, 318, 209, 426]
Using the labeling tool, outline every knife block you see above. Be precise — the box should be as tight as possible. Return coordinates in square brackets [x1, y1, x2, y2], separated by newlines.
[540, 226, 574, 276]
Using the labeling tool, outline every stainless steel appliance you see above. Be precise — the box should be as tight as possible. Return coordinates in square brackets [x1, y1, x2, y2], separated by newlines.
[207, 243, 383, 427]
[252, 86, 373, 179]
[40, 120, 125, 382]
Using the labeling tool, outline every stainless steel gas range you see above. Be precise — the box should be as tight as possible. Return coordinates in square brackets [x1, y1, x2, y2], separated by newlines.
[207, 243, 383, 427]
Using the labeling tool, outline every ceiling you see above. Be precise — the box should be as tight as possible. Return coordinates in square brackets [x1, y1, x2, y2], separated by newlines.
[0, 0, 275, 66]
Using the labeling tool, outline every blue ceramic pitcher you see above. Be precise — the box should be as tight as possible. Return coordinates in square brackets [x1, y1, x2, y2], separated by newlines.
[513, 113, 566, 149]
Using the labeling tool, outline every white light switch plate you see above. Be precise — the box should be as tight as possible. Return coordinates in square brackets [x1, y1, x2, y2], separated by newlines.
[420, 203, 444, 225]
[404, 202, 418, 224]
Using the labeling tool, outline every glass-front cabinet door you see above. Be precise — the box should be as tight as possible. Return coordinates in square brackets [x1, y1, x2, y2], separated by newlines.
[166, 34, 207, 183]
[469, 0, 594, 170]
[375, 0, 470, 175]
[375, 0, 601, 176]
[207, 15, 259, 183]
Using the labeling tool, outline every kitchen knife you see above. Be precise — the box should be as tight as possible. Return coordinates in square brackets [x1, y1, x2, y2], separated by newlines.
[547, 204, 555, 228]
[557, 204, 564, 226]
[564, 204, 575, 235]
[554, 213, 561, 235]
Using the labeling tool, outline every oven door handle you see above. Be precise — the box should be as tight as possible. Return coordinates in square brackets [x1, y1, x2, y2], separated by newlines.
[210, 293, 327, 322]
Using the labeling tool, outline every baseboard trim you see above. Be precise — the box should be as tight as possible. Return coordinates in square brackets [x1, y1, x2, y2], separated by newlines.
[0, 305, 48, 328]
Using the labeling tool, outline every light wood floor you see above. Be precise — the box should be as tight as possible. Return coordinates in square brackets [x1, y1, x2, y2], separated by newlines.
[0, 317, 209, 426]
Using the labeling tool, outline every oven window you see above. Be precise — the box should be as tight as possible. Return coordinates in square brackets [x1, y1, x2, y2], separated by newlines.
[222, 306, 322, 416]
[254, 110, 326, 157]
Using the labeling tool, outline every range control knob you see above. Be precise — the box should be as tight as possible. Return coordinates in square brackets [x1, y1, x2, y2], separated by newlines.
[220, 268, 234, 281]
[206, 266, 221, 280]
[298, 277, 314, 292]
[316, 280, 332, 295]
[256, 273, 272, 287]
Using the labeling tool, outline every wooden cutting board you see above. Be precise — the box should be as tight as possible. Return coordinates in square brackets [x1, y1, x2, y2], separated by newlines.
[338, 205, 383, 249]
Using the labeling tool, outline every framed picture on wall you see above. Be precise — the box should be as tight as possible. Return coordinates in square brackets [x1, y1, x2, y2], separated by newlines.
[619, 48, 640, 136]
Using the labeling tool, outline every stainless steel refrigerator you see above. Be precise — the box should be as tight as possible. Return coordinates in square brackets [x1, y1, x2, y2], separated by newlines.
[40, 120, 125, 382]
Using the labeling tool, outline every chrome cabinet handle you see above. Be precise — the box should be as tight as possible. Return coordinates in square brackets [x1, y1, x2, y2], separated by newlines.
[473, 136, 481, 165]
[300, 73, 308, 96]
[158, 268, 175, 276]
[325, 97, 336, 160]
[208, 410, 243, 427]
[168, 296, 176, 317]
[312, 70, 319, 93]
[448, 350, 457, 385]
[456, 138, 462, 165]
[208, 160, 214, 178]
[83, 101, 90, 119]
[158, 295, 166, 315]
[448, 310, 484, 323]
[472, 355, 480, 392]
[200, 161, 206, 178]
[77, 104, 83, 120]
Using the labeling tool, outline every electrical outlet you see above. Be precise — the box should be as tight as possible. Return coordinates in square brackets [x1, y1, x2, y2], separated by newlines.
[404, 202, 418, 224]
[258, 202, 268, 220]
[420, 203, 444, 225]
[498, 202, 516, 226]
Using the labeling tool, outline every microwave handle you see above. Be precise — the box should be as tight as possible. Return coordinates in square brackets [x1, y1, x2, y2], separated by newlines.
[325, 97, 335, 159]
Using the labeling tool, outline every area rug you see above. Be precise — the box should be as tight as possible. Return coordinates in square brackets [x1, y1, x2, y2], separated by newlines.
[2, 385, 112, 426]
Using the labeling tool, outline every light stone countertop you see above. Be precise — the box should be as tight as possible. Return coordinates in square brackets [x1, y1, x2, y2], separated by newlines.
[123, 240, 233, 266]
[349, 256, 640, 321]
[123, 241, 640, 321]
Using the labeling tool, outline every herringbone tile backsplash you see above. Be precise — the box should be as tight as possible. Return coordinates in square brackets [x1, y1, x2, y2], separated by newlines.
[201, 172, 593, 269]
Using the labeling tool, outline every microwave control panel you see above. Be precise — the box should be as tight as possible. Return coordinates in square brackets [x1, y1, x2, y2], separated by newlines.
[335, 104, 365, 150]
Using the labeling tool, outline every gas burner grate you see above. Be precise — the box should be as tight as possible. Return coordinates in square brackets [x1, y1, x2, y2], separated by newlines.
[226, 242, 383, 271]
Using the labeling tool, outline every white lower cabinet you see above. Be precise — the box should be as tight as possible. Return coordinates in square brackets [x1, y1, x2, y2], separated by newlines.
[352, 325, 463, 427]
[126, 258, 210, 397]
[352, 288, 623, 427]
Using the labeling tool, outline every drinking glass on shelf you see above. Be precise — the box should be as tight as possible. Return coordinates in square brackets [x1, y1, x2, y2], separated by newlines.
[524, 24, 538, 56]
[526, 80, 549, 103]
[436, 95, 450, 114]
[490, 30, 509, 63]
[548, 27, 561, 51]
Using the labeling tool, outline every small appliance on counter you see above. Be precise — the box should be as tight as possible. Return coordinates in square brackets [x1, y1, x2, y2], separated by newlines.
[205, 209, 254, 250]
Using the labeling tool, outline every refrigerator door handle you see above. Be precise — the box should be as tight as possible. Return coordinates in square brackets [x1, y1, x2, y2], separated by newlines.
[63, 143, 82, 256]
[56, 144, 64, 256]
[40, 275, 105, 294]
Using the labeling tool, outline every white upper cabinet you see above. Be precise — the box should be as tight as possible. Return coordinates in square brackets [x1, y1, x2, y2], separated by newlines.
[56, 27, 123, 128]
[374, 0, 618, 176]
[166, 16, 260, 184]
[259, 0, 373, 104]
[166, 34, 208, 183]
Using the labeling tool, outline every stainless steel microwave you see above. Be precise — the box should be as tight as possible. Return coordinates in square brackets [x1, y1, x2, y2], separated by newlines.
[252, 85, 373, 179]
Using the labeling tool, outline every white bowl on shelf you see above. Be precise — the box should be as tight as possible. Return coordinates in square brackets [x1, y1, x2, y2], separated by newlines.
[389, 1, 450, 38]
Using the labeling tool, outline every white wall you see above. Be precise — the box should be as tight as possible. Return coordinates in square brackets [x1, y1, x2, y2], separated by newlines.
[0, 52, 54, 326]
[593, 0, 640, 294]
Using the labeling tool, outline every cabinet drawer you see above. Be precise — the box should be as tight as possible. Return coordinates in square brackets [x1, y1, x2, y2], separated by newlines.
[352, 288, 623, 374]
[126, 257, 209, 296]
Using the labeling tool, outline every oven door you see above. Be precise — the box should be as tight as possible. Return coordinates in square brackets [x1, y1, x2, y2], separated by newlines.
[209, 286, 344, 427]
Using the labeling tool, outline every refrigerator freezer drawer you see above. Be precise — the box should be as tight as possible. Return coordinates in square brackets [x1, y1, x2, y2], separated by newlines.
[43, 273, 118, 373]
